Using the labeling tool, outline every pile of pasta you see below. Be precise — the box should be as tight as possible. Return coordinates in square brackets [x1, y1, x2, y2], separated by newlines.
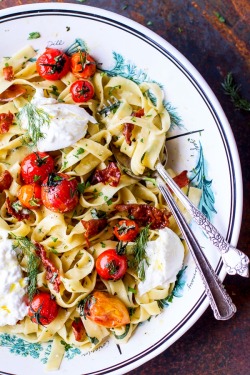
[0, 44, 199, 370]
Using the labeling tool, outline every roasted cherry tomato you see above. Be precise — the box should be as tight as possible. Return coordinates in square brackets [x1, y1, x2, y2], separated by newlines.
[36, 48, 70, 80]
[83, 291, 130, 328]
[41, 172, 79, 213]
[96, 249, 127, 281]
[20, 152, 55, 185]
[18, 183, 42, 209]
[70, 51, 96, 78]
[70, 80, 95, 103]
[113, 219, 139, 242]
[28, 292, 59, 326]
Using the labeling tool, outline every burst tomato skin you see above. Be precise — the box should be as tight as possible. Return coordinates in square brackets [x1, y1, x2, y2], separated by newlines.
[70, 51, 96, 78]
[36, 48, 70, 80]
[21, 152, 55, 185]
[70, 80, 95, 103]
[113, 219, 139, 242]
[18, 183, 42, 209]
[28, 292, 59, 326]
[96, 249, 127, 281]
[41, 172, 79, 213]
[84, 291, 130, 328]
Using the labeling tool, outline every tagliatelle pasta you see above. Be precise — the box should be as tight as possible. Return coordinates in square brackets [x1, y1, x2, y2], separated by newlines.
[0, 41, 201, 371]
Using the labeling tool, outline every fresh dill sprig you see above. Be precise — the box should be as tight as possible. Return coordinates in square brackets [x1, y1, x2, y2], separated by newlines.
[10, 233, 40, 300]
[222, 72, 250, 111]
[98, 100, 121, 116]
[133, 225, 150, 281]
[16, 102, 50, 147]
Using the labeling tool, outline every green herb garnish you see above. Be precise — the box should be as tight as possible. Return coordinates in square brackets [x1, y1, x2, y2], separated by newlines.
[77, 181, 90, 194]
[214, 11, 226, 23]
[98, 101, 121, 116]
[132, 225, 150, 281]
[90, 208, 106, 219]
[16, 102, 50, 147]
[10, 234, 40, 300]
[110, 324, 130, 339]
[86, 335, 99, 345]
[28, 32, 41, 40]
[222, 72, 250, 111]
[74, 147, 85, 158]
[60, 340, 72, 351]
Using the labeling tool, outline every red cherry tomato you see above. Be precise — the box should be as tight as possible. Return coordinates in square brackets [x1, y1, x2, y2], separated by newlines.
[83, 291, 130, 328]
[70, 80, 95, 103]
[18, 183, 42, 209]
[96, 249, 127, 281]
[113, 219, 139, 242]
[36, 48, 70, 80]
[21, 152, 55, 185]
[41, 172, 79, 213]
[28, 292, 59, 326]
[70, 51, 96, 78]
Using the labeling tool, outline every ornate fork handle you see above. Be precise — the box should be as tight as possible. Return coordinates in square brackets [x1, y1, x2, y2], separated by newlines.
[156, 177, 236, 320]
[156, 162, 249, 277]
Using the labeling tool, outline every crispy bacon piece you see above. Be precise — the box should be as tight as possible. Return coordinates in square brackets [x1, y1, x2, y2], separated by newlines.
[115, 204, 171, 230]
[6, 197, 30, 221]
[3, 66, 14, 81]
[0, 85, 26, 103]
[35, 243, 61, 292]
[123, 108, 144, 145]
[81, 218, 108, 247]
[72, 318, 85, 341]
[91, 162, 121, 187]
[173, 170, 189, 189]
[0, 112, 14, 133]
[0, 170, 13, 192]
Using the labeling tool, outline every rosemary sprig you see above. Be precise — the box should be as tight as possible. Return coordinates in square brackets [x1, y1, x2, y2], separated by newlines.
[222, 72, 250, 111]
[10, 233, 40, 300]
[133, 225, 150, 281]
[16, 102, 50, 146]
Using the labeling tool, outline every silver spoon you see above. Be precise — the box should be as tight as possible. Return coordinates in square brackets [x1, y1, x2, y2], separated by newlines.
[110, 144, 241, 320]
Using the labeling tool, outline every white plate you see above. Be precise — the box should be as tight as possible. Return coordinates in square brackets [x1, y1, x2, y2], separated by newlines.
[0, 3, 243, 375]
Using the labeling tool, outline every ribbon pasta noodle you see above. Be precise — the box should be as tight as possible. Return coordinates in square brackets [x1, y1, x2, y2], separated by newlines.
[0, 42, 201, 371]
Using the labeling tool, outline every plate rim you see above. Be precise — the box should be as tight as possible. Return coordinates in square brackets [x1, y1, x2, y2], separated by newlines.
[0, 3, 243, 375]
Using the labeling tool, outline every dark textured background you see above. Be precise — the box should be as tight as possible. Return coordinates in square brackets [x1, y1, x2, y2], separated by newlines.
[0, 1, 249, 374]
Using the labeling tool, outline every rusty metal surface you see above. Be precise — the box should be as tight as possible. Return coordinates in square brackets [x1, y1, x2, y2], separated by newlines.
[0, 1, 249, 374]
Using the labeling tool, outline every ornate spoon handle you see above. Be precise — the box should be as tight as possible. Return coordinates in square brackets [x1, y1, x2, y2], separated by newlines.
[156, 162, 249, 277]
[156, 177, 236, 320]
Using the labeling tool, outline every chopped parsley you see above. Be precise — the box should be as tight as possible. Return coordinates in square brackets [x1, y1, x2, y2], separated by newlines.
[77, 181, 90, 194]
[28, 32, 41, 40]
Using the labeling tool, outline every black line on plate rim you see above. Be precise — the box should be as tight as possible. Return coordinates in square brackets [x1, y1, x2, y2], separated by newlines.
[0, 7, 236, 375]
